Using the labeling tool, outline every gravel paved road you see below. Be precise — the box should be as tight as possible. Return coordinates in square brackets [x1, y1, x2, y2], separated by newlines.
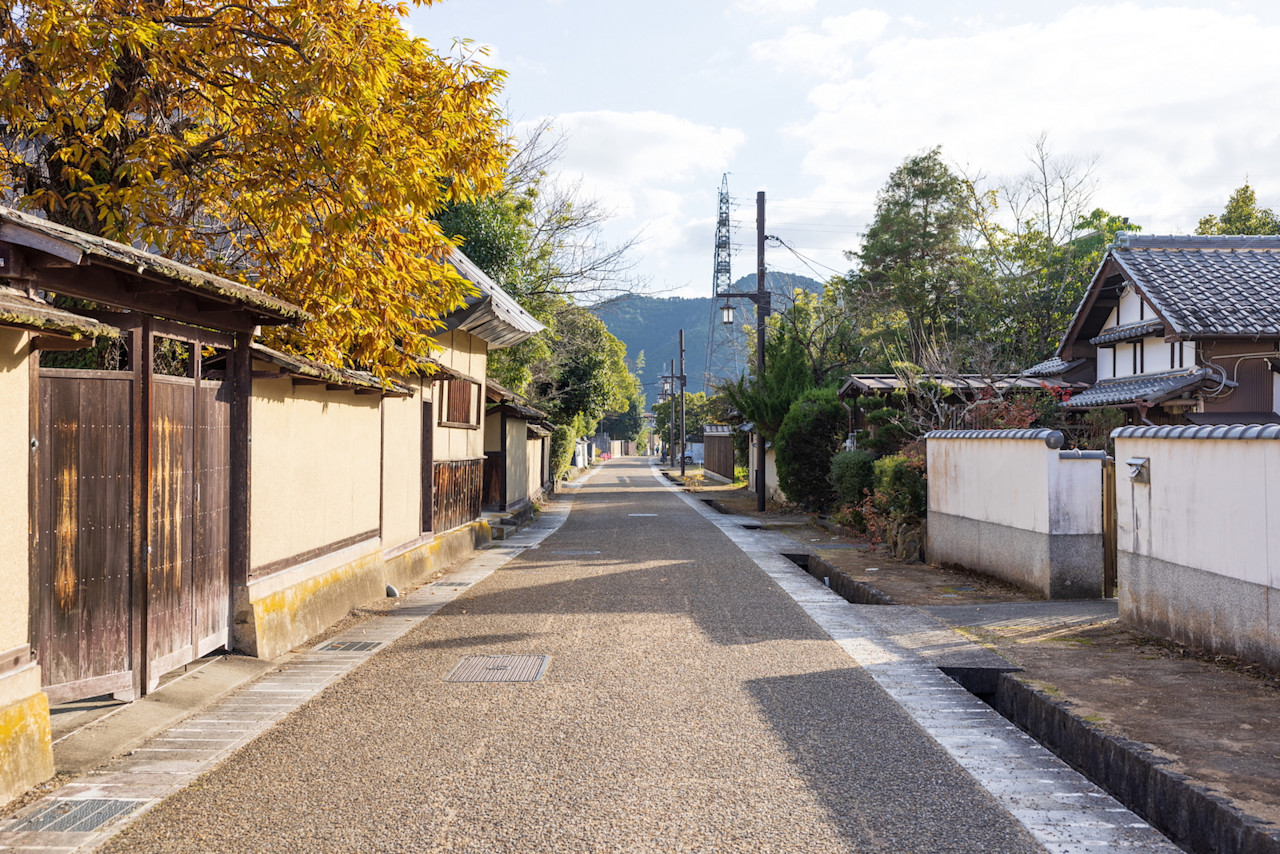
[100, 458, 1043, 853]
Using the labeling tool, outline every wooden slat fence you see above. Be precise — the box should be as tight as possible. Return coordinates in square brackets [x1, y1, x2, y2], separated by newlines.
[433, 459, 482, 533]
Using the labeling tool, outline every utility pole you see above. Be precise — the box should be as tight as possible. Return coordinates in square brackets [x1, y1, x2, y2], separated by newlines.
[668, 359, 676, 469]
[715, 192, 770, 511]
[754, 191, 766, 512]
[679, 329, 687, 478]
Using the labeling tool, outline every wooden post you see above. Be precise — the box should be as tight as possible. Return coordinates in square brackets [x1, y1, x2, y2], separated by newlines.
[228, 333, 251, 591]
[129, 319, 153, 698]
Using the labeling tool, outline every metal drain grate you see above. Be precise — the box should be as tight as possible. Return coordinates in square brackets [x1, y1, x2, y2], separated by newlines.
[7, 799, 146, 833]
[324, 640, 382, 652]
[431, 580, 473, 588]
[445, 654, 550, 683]
[550, 550, 600, 555]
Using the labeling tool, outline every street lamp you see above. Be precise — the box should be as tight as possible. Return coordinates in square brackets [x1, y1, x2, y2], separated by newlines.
[720, 300, 735, 326]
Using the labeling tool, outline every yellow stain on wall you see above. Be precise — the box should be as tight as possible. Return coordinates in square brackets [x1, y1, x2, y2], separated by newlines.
[0, 692, 55, 805]
[53, 424, 79, 613]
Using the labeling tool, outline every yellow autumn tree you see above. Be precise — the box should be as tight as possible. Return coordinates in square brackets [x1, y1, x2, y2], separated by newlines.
[0, 0, 508, 375]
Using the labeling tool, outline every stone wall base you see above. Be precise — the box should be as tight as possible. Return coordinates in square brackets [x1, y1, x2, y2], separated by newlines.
[234, 521, 491, 661]
[0, 690, 54, 807]
[928, 511, 1103, 599]
[1121, 552, 1279, 672]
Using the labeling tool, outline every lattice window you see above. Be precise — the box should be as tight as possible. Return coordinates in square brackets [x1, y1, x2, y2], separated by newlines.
[438, 379, 479, 428]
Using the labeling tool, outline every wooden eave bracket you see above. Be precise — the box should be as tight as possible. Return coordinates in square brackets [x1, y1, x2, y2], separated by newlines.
[30, 333, 95, 351]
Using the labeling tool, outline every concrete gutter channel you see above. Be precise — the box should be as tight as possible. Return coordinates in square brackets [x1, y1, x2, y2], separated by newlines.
[778, 545, 1280, 854]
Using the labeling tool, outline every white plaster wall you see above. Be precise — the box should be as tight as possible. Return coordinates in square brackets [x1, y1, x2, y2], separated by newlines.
[526, 436, 544, 498]
[1117, 289, 1145, 324]
[0, 330, 30, 652]
[506, 418, 529, 506]
[380, 379, 425, 549]
[1115, 436, 1279, 589]
[927, 438, 1052, 533]
[1047, 457, 1103, 535]
[1098, 347, 1115, 380]
[249, 374, 382, 569]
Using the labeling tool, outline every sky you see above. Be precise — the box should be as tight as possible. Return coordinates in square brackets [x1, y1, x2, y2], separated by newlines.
[409, 1, 1280, 300]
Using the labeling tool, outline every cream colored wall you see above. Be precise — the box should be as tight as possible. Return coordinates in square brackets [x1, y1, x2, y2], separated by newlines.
[526, 436, 544, 499]
[928, 438, 1052, 533]
[429, 331, 488, 463]
[380, 376, 425, 549]
[506, 418, 530, 505]
[0, 330, 29, 652]
[250, 371, 382, 569]
[1115, 435, 1280, 589]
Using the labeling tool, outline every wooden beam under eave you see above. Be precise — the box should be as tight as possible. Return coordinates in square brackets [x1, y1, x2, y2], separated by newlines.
[29, 262, 266, 334]
[30, 334, 95, 351]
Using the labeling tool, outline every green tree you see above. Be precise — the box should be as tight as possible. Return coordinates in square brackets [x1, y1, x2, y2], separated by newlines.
[531, 307, 636, 437]
[0, 0, 508, 377]
[774, 387, 847, 512]
[653, 391, 717, 444]
[1197, 182, 1280, 235]
[849, 146, 975, 363]
[722, 333, 815, 442]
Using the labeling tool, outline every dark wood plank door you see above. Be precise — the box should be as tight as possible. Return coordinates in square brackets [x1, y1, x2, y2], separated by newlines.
[148, 377, 196, 681]
[193, 380, 231, 657]
[147, 375, 231, 687]
[32, 371, 134, 704]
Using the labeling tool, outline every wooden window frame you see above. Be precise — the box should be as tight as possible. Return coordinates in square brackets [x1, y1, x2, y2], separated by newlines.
[438, 378, 480, 429]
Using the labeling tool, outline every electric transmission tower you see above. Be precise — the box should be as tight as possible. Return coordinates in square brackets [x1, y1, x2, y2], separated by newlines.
[704, 174, 746, 392]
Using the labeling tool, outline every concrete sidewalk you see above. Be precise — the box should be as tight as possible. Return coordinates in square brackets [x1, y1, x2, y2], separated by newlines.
[3, 459, 1176, 852]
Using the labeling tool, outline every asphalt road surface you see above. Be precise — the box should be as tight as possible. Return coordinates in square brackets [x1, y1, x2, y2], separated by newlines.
[100, 458, 1044, 853]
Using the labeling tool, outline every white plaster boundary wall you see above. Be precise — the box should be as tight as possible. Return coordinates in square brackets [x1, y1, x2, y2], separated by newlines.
[927, 429, 1104, 599]
[1113, 424, 1280, 670]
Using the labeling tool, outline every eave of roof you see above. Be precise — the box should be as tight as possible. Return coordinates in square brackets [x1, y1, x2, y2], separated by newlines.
[1021, 356, 1087, 378]
[1089, 318, 1166, 346]
[438, 249, 544, 349]
[0, 206, 308, 326]
[839, 373, 1080, 397]
[0, 287, 118, 340]
[251, 343, 412, 396]
[1062, 367, 1207, 410]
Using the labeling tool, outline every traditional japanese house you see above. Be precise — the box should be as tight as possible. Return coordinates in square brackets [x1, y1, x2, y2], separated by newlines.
[1040, 233, 1280, 424]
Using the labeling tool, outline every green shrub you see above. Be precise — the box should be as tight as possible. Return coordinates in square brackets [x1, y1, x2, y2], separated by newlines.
[830, 449, 875, 507]
[774, 387, 847, 512]
[549, 424, 575, 480]
[871, 452, 927, 523]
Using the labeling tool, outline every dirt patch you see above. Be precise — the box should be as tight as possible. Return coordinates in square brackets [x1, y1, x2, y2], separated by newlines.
[681, 480, 1280, 832]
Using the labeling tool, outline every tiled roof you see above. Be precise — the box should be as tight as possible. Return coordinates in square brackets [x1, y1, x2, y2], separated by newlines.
[0, 287, 118, 339]
[1110, 235, 1280, 337]
[1089, 318, 1165, 346]
[1022, 356, 1084, 378]
[1062, 368, 1207, 409]
[0, 205, 308, 324]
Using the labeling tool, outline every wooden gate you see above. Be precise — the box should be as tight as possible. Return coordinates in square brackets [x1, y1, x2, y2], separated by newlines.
[32, 364, 232, 702]
[32, 370, 134, 704]
[147, 376, 231, 686]
[1102, 456, 1118, 598]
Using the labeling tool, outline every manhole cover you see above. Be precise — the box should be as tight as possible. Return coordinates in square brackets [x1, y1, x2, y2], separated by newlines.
[431, 581, 473, 588]
[7, 799, 147, 833]
[550, 550, 601, 555]
[324, 640, 382, 652]
[445, 654, 550, 683]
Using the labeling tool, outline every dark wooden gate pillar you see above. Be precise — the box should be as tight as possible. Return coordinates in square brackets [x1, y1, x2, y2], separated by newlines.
[128, 319, 153, 699]
[229, 333, 252, 593]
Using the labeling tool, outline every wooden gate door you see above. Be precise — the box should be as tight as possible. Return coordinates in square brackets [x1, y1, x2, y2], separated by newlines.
[1102, 456, 1118, 598]
[32, 370, 134, 705]
[147, 375, 230, 688]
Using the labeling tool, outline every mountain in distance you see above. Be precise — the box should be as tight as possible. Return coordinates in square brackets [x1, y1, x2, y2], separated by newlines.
[591, 271, 822, 397]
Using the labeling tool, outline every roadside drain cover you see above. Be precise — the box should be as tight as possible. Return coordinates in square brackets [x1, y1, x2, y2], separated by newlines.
[550, 550, 601, 555]
[325, 640, 382, 652]
[431, 580, 473, 588]
[445, 654, 550, 683]
[8, 799, 146, 833]
[627, 513, 658, 517]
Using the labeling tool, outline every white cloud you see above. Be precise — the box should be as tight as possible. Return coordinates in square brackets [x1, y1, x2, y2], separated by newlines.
[733, 0, 818, 18]
[779, 4, 1280, 234]
[750, 10, 892, 78]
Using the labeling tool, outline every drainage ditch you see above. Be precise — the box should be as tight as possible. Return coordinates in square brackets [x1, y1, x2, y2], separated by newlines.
[781, 550, 1280, 854]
